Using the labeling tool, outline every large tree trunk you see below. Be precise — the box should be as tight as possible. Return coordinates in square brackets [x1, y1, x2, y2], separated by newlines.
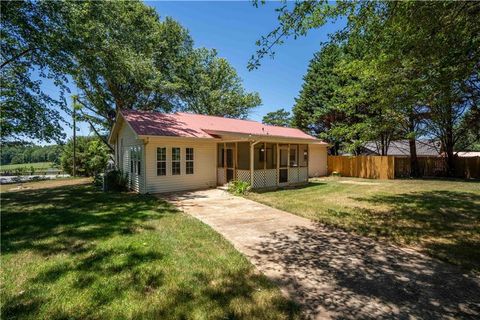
[408, 117, 420, 177]
[444, 126, 456, 177]
[408, 138, 420, 177]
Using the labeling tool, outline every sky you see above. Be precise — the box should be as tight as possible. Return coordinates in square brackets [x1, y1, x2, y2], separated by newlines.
[42, 1, 344, 141]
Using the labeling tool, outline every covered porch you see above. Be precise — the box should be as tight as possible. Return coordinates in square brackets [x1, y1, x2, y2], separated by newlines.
[216, 141, 309, 189]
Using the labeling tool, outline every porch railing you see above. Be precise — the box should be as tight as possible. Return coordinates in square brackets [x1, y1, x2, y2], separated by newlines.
[217, 167, 308, 188]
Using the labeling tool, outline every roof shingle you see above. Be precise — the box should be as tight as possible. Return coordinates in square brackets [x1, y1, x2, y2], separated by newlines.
[121, 110, 320, 141]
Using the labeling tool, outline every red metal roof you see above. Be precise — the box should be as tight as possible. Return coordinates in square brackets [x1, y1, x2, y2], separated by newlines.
[121, 110, 321, 141]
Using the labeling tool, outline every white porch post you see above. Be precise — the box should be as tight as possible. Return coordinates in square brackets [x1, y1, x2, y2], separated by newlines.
[235, 142, 238, 180]
[250, 142, 254, 186]
[276, 143, 280, 186]
[250, 141, 260, 187]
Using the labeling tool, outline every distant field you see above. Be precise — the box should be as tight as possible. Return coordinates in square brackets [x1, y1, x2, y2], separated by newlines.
[0, 162, 57, 173]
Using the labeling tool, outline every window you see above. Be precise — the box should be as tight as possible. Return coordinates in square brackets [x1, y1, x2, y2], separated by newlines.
[289, 145, 298, 167]
[120, 138, 123, 167]
[186, 148, 194, 174]
[172, 147, 181, 175]
[130, 146, 141, 175]
[130, 149, 134, 173]
[157, 147, 166, 176]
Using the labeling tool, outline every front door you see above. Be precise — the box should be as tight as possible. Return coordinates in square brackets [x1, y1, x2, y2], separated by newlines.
[279, 145, 288, 183]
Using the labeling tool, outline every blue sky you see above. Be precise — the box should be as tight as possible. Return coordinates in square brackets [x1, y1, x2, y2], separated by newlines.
[44, 1, 344, 141]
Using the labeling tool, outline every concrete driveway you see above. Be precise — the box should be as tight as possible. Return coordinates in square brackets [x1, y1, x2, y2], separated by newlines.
[166, 188, 480, 319]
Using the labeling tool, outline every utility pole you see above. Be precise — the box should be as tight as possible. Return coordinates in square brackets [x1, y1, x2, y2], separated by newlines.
[72, 95, 77, 178]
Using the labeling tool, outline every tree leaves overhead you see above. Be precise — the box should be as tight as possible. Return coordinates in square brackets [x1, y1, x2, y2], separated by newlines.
[262, 108, 292, 127]
[178, 48, 261, 119]
[263, 1, 480, 173]
[1, 0, 261, 144]
[1, 0, 70, 143]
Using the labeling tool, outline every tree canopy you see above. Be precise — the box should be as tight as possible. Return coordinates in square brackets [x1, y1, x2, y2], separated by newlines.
[256, 1, 480, 174]
[1, 0, 261, 144]
[60, 136, 110, 177]
[262, 108, 292, 127]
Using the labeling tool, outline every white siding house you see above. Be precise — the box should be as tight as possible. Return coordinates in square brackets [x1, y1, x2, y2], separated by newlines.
[109, 111, 328, 194]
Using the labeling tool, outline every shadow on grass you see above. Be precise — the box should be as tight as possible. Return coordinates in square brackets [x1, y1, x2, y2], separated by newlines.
[252, 221, 480, 319]
[353, 190, 480, 270]
[252, 182, 327, 194]
[1, 184, 174, 256]
[1, 184, 301, 319]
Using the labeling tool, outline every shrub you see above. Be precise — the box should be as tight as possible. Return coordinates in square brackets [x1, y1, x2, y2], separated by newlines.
[93, 173, 103, 187]
[61, 136, 110, 177]
[227, 180, 251, 195]
[103, 170, 129, 192]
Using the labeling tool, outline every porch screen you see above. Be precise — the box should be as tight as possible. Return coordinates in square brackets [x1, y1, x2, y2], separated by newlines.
[237, 142, 249, 170]
[217, 143, 225, 167]
[265, 143, 276, 169]
[289, 144, 298, 167]
[299, 145, 308, 167]
[254, 143, 264, 169]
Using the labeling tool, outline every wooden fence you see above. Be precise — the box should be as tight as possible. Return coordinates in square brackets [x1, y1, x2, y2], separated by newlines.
[327, 156, 480, 179]
[327, 156, 395, 179]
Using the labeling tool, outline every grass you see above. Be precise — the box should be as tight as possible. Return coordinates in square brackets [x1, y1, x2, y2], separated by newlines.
[0, 162, 55, 171]
[1, 180, 300, 319]
[0, 177, 91, 193]
[247, 177, 480, 271]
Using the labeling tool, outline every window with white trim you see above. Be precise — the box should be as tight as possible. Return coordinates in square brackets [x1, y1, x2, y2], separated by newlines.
[172, 147, 181, 175]
[130, 148, 134, 173]
[186, 148, 194, 174]
[130, 146, 141, 175]
[157, 147, 166, 176]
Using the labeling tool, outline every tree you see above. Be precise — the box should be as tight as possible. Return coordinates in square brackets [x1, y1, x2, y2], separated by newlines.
[262, 108, 292, 127]
[2, 0, 261, 145]
[178, 48, 261, 118]
[61, 136, 109, 176]
[256, 1, 480, 174]
[293, 43, 353, 154]
[455, 108, 480, 152]
[1, 1, 70, 143]
[293, 41, 400, 155]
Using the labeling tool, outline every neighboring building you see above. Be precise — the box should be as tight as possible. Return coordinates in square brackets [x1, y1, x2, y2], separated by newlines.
[456, 152, 480, 157]
[361, 140, 442, 157]
[108, 111, 328, 193]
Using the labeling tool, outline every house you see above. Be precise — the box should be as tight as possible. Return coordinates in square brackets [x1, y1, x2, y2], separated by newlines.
[456, 151, 480, 157]
[108, 110, 328, 193]
[361, 140, 442, 157]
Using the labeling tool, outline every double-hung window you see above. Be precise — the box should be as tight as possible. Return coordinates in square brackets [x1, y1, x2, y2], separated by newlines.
[186, 148, 194, 174]
[130, 146, 141, 175]
[172, 147, 181, 175]
[157, 147, 166, 176]
[130, 149, 134, 174]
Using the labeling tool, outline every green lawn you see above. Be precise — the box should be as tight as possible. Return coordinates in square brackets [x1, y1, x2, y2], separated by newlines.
[247, 177, 480, 271]
[1, 181, 299, 319]
[0, 162, 61, 175]
[0, 162, 54, 171]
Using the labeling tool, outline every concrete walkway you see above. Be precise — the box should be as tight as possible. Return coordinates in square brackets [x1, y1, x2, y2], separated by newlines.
[166, 188, 480, 319]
